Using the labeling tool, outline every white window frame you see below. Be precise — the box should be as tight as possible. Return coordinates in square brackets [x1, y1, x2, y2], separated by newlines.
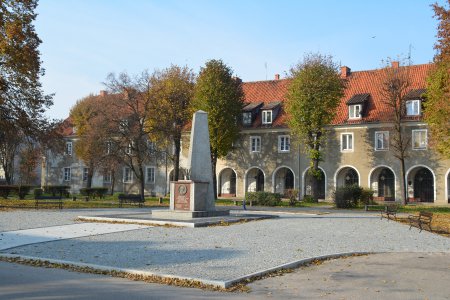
[348, 104, 362, 119]
[406, 99, 421, 116]
[103, 171, 111, 183]
[341, 133, 354, 152]
[412, 129, 427, 150]
[123, 167, 133, 183]
[146, 166, 155, 183]
[63, 167, 71, 181]
[65, 141, 72, 156]
[278, 135, 290, 152]
[250, 136, 261, 153]
[262, 110, 272, 124]
[374, 131, 389, 151]
[83, 167, 89, 182]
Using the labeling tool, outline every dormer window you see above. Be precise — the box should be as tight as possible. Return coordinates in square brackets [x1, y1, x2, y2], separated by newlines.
[346, 93, 369, 120]
[262, 110, 273, 124]
[406, 99, 421, 116]
[348, 104, 362, 119]
[242, 112, 252, 126]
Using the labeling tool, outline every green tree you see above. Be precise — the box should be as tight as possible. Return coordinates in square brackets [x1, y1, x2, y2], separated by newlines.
[285, 53, 345, 202]
[424, 0, 450, 159]
[193, 59, 244, 198]
[147, 65, 195, 181]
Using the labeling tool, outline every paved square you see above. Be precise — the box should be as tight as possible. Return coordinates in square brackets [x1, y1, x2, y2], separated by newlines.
[1, 209, 449, 287]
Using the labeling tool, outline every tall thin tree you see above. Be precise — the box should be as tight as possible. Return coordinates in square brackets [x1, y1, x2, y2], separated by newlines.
[193, 59, 244, 198]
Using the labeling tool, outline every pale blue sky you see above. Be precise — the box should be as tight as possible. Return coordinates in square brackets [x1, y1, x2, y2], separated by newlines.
[35, 0, 444, 119]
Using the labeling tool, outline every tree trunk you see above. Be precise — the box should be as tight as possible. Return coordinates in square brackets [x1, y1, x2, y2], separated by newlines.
[400, 158, 407, 205]
[110, 171, 116, 195]
[87, 169, 94, 188]
[138, 166, 145, 201]
[211, 151, 218, 199]
[173, 136, 181, 181]
[311, 159, 320, 202]
[4, 162, 14, 185]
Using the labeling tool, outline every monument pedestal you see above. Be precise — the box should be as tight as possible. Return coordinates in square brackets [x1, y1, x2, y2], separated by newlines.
[152, 180, 229, 219]
[152, 111, 230, 220]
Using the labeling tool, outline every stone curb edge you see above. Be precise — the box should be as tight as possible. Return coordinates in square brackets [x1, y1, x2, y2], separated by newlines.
[0, 252, 374, 289]
[0, 253, 226, 288]
[221, 252, 374, 287]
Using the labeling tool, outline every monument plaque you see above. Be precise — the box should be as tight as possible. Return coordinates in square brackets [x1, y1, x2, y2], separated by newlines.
[174, 182, 190, 211]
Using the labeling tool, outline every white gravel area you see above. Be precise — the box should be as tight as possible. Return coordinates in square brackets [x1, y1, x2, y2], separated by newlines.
[1, 211, 449, 282]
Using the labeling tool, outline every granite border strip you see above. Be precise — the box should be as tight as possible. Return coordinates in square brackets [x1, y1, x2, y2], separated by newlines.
[77, 216, 196, 228]
[77, 214, 276, 228]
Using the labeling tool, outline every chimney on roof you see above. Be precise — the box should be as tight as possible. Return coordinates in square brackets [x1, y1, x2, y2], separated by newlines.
[99, 90, 108, 97]
[391, 61, 399, 68]
[274, 74, 280, 80]
[340, 66, 351, 78]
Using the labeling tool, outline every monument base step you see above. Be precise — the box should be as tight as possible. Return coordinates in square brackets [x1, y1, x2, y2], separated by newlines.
[151, 209, 229, 219]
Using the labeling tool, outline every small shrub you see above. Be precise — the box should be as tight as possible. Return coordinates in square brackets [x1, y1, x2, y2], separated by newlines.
[44, 185, 70, 197]
[246, 192, 282, 206]
[16, 185, 33, 199]
[0, 185, 14, 199]
[92, 187, 108, 198]
[285, 189, 299, 206]
[79, 188, 91, 197]
[360, 188, 375, 205]
[302, 195, 318, 203]
[80, 187, 109, 199]
[333, 184, 362, 208]
[34, 188, 43, 198]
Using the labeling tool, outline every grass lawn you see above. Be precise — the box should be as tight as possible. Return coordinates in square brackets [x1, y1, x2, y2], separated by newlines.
[0, 196, 170, 209]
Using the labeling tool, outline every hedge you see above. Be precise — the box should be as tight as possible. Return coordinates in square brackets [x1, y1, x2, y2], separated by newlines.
[0, 185, 34, 199]
[246, 192, 282, 206]
[79, 187, 109, 199]
[43, 185, 70, 197]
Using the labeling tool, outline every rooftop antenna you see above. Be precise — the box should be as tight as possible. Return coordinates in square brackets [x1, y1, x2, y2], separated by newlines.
[408, 44, 414, 66]
[264, 62, 267, 80]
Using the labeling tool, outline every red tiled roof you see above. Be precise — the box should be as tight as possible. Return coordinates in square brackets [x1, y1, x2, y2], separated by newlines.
[60, 117, 75, 136]
[242, 79, 289, 104]
[333, 63, 432, 124]
[241, 63, 433, 127]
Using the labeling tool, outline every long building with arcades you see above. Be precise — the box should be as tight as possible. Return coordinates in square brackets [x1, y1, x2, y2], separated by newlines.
[43, 62, 450, 205]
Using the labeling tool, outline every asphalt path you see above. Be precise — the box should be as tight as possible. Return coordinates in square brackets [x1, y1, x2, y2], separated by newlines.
[1, 252, 449, 300]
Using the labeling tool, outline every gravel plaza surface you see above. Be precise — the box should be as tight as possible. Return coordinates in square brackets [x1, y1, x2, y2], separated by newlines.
[0, 208, 449, 286]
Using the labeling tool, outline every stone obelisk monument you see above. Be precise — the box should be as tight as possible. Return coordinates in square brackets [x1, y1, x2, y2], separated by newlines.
[153, 110, 229, 219]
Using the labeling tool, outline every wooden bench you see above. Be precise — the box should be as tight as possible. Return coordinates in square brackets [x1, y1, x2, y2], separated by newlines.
[408, 211, 433, 232]
[35, 196, 63, 209]
[381, 204, 398, 221]
[365, 204, 382, 212]
[118, 194, 144, 208]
